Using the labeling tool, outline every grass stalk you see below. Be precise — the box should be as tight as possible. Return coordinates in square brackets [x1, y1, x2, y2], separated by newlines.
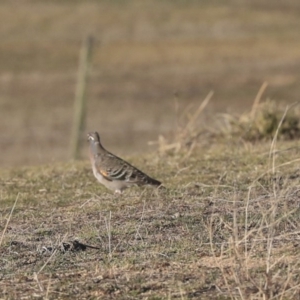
[0, 193, 19, 247]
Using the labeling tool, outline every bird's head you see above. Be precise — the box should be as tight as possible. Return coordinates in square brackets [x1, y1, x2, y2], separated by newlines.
[87, 132, 100, 143]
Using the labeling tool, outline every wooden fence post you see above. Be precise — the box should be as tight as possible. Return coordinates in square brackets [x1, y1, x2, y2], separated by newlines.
[70, 35, 94, 160]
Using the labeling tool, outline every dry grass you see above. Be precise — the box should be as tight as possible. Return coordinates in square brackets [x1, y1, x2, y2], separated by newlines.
[219, 98, 300, 142]
[1, 124, 300, 298]
[154, 85, 300, 159]
[1, 1, 300, 298]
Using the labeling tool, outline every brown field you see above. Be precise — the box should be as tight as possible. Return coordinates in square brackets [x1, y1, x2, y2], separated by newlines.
[1, 1, 300, 299]
[0, 0, 300, 167]
[1, 137, 300, 299]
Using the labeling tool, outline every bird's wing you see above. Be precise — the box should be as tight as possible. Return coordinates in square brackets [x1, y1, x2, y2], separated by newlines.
[95, 154, 143, 183]
[95, 152, 162, 186]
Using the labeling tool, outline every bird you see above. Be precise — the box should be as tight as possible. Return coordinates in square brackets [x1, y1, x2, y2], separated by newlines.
[87, 132, 163, 194]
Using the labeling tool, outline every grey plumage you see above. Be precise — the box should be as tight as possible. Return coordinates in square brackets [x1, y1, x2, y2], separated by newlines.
[87, 132, 162, 193]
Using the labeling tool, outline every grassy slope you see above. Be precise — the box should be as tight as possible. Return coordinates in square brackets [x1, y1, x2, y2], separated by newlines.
[1, 137, 300, 299]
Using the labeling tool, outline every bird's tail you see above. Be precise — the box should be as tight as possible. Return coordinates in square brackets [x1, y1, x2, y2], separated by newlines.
[146, 177, 165, 189]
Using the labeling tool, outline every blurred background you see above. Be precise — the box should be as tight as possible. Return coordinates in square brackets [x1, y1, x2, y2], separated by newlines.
[0, 0, 299, 167]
